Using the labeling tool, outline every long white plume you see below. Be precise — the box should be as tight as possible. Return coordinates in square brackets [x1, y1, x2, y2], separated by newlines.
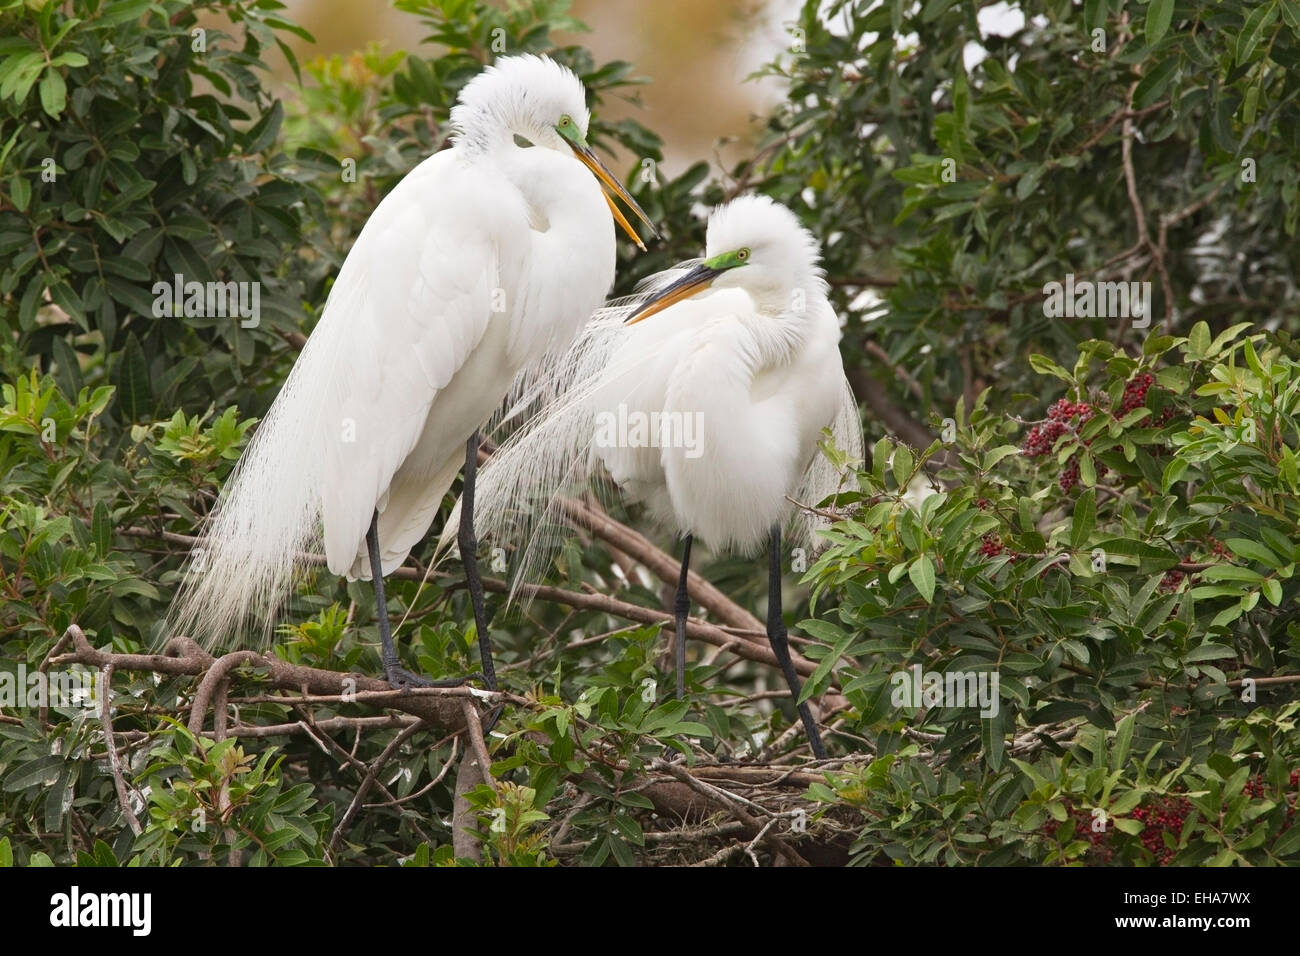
[166, 291, 352, 651]
[435, 299, 646, 599]
[791, 375, 866, 546]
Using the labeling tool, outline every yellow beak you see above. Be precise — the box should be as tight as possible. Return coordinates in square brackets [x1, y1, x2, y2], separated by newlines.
[625, 263, 723, 325]
[602, 191, 644, 253]
[571, 144, 657, 252]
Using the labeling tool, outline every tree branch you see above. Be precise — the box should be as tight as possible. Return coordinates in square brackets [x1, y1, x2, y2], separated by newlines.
[52, 625, 479, 734]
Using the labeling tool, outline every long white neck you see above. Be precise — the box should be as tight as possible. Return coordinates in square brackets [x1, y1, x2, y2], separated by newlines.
[738, 286, 831, 376]
[487, 142, 617, 367]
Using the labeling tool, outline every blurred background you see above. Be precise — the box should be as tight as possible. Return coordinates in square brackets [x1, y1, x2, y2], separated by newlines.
[276, 0, 802, 174]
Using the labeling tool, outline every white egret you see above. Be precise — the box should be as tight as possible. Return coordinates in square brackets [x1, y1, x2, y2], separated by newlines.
[449, 195, 863, 757]
[168, 54, 656, 691]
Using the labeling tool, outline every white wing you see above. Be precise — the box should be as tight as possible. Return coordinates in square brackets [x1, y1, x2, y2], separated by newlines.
[322, 151, 527, 579]
[170, 150, 529, 647]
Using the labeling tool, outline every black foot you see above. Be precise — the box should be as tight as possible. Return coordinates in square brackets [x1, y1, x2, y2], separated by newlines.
[384, 665, 433, 689]
[383, 666, 489, 690]
[381, 663, 501, 741]
[480, 704, 505, 738]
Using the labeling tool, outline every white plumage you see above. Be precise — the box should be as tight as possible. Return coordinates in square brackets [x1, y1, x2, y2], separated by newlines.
[170, 55, 651, 650]
[446, 194, 861, 754]
[597, 199, 856, 553]
[449, 194, 863, 594]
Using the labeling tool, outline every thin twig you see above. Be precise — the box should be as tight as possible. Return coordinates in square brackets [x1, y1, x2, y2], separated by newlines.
[99, 664, 143, 836]
[327, 718, 428, 854]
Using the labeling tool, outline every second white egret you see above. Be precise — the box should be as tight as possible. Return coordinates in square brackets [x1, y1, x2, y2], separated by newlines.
[454, 195, 862, 757]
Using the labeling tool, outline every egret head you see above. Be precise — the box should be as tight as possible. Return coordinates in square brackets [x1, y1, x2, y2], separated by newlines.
[451, 55, 655, 249]
[626, 195, 824, 324]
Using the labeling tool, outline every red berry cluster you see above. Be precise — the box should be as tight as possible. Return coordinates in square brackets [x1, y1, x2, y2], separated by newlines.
[1158, 569, 1185, 593]
[1243, 771, 1299, 833]
[1119, 373, 1156, 414]
[1060, 398, 1096, 422]
[1022, 374, 1178, 493]
[1041, 800, 1116, 864]
[1059, 457, 1081, 492]
[1209, 538, 1229, 559]
[1131, 796, 1192, 865]
[976, 498, 991, 511]
[1058, 455, 1108, 492]
[1022, 400, 1095, 459]
[1041, 795, 1187, 866]
[1040, 770, 1300, 865]
[978, 533, 1030, 565]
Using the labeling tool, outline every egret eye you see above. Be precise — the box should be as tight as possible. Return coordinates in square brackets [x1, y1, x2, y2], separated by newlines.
[737, 248, 750, 261]
[558, 115, 571, 128]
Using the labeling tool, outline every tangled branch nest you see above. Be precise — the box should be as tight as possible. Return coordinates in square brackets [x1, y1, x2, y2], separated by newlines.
[44, 625, 868, 866]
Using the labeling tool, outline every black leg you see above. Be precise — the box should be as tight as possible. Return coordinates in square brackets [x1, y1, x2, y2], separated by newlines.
[368, 510, 430, 688]
[766, 525, 827, 759]
[369, 510, 482, 690]
[674, 534, 693, 699]
[459, 431, 496, 691]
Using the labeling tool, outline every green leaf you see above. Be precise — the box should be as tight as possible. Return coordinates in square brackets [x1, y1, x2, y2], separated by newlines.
[244, 101, 284, 155]
[0, 51, 43, 104]
[1283, 0, 1300, 30]
[1070, 488, 1095, 550]
[111, 333, 152, 421]
[1028, 353, 1072, 381]
[9, 174, 31, 213]
[3, 755, 65, 791]
[1111, 712, 1134, 772]
[1186, 321, 1211, 359]
[981, 709, 1005, 771]
[50, 52, 88, 68]
[1201, 564, 1264, 584]
[1206, 322, 1256, 358]
[1225, 538, 1280, 568]
[39, 69, 66, 118]
[1016, 165, 1044, 201]
[1261, 578, 1282, 606]
[1084, 0, 1106, 34]
[892, 444, 914, 487]
[872, 436, 891, 481]
[1237, 2, 1280, 65]
[1242, 84, 1260, 126]
[1145, 0, 1174, 45]
[1272, 823, 1300, 858]
[92, 501, 112, 557]
[93, 0, 153, 28]
[1161, 457, 1189, 493]
[1133, 56, 1178, 110]
[908, 555, 936, 603]
[1093, 537, 1178, 568]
